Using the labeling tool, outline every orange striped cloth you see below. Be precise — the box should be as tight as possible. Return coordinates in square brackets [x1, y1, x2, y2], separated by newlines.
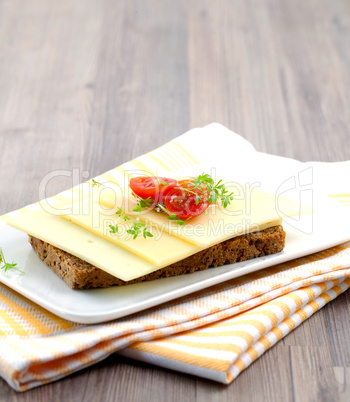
[0, 243, 349, 391]
[0, 124, 349, 391]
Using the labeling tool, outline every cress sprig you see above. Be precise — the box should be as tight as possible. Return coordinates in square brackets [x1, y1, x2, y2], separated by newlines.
[109, 208, 130, 234]
[109, 209, 152, 240]
[167, 214, 190, 226]
[127, 222, 153, 240]
[109, 224, 120, 234]
[133, 197, 154, 213]
[115, 207, 131, 221]
[192, 173, 234, 208]
[0, 248, 25, 274]
[155, 203, 189, 225]
[91, 179, 105, 188]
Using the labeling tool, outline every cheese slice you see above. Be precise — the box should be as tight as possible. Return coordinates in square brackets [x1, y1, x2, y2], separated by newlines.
[62, 199, 199, 266]
[6, 209, 156, 281]
[99, 187, 303, 247]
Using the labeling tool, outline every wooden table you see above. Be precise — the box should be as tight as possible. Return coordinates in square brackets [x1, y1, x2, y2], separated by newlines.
[1, 0, 349, 400]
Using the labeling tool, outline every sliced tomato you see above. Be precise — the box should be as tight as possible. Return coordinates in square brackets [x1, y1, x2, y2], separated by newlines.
[164, 181, 209, 220]
[129, 177, 178, 203]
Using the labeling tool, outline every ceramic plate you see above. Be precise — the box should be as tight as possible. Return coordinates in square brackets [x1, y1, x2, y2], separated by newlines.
[1, 194, 350, 324]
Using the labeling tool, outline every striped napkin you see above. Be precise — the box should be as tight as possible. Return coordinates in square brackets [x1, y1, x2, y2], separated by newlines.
[1, 124, 349, 391]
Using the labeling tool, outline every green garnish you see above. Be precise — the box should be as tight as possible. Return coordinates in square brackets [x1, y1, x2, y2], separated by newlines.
[110, 208, 152, 240]
[192, 173, 234, 208]
[127, 222, 153, 240]
[116, 207, 130, 221]
[0, 248, 24, 274]
[109, 224, 120, 234]
[155, 204, 190, 226]
[91, 179, 105, 188]
[109, 209, 129, 234]
[133, 197, 154, 212]
[167, 214, 190, 226]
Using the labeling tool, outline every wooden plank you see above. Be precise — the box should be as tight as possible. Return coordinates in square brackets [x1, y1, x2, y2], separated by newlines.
[289, 345, 339, 402]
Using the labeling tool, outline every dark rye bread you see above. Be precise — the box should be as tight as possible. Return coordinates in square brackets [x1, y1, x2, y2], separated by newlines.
[28, 225, 285, 289]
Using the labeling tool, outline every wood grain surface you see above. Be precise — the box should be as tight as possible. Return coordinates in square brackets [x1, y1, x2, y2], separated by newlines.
[0, 0, 350, 400]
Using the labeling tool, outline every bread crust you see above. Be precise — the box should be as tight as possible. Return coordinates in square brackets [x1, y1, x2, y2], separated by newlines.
[28, 225, 285, 289]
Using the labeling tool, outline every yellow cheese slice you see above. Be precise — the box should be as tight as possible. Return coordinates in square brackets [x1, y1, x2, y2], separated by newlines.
[5, 209, 156, 281]
[61, 199, 199, 266]
[99, 187, 301, 247]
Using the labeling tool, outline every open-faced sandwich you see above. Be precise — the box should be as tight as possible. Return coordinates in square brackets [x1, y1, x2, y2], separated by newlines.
[5, 173, 292, 289]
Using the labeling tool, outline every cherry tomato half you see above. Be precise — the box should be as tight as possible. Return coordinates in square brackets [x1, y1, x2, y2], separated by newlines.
[129, 177, 178, 203]
[164, 180, 210, 220]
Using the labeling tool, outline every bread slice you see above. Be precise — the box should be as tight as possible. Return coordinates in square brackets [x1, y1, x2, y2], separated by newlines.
[28, 225, 285, 289]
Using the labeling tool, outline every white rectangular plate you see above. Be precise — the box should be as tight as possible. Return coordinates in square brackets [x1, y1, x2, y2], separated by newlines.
[1, 195, 350, 324]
